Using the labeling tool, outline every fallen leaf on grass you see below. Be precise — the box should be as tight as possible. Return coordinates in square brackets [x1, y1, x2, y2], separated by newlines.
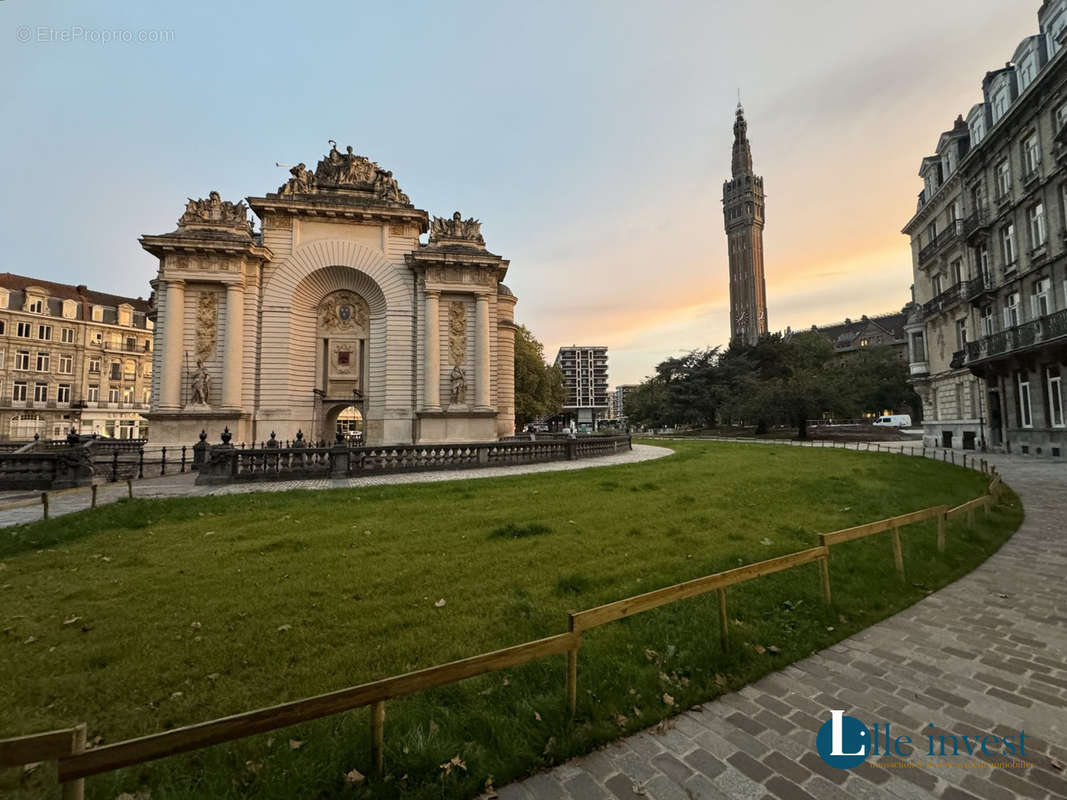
[714, 674, 727, 688]
[23, 636, 36, 645]
[277, 624, 292, 632]
[190, 621, 201, 629]
[289, 739, 303, 750]
[1050, 758, 1063, 771]
[344, 768, 365, 785]
[533, 711, 541, 722]
[439, 755, 467, 776]
[23, 761, 41, 777]
[752, 644, 766, 654]
[206, 673, 220, 681]
[759, 537, 773, 546]
[170, 692, 183, 699]
[245, 760, 262, 775]
[662, 693, 675, 707]
[826, 626, 835, 632]
[63, 616, 81, 626]
[614, 713, 628, 728]
[114, 790, 151, 800]
[768, 645, 781, 654]
[434, 598, 446, 608]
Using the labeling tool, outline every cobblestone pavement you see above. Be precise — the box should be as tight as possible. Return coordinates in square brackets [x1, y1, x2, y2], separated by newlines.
[0, 443, 673, 527]
[499, 445, 1067, 800]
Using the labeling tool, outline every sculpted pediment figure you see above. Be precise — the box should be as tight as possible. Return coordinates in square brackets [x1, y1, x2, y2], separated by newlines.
[429, 211, 485, 245]
[178, 191, 250, 229]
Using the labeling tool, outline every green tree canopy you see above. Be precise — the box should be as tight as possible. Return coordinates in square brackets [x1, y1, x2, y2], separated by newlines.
[513, 324, 565, 428]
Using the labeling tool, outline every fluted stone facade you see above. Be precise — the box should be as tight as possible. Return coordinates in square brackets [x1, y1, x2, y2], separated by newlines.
[141, 145, 517, 446]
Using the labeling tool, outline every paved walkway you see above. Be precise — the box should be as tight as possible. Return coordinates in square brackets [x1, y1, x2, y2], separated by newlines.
[499, 445, 1067, 800]
[0, 443, 673, 528]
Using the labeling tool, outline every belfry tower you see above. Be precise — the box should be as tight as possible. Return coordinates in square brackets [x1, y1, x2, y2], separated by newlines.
[722, 102, 768, 347]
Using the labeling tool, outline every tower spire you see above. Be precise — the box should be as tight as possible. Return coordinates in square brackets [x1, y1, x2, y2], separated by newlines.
[731, 102, 753, 178]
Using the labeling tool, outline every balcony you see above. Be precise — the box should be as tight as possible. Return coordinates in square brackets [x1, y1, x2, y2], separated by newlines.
[950, 350, 966, 370]
[921, 282, 964, 317]
[964, 308, 1067, 365]
[909, 361, 929, 377]
[917, 223, 960, 266]
[965, 275, 995, 304]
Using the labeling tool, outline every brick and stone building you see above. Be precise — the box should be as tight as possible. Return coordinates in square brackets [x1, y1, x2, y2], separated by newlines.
[903, 0, 1067, 457]
[141, 143, 517, 446]
[0, 273, 153, 440]
[809, 308, 911, 360]
[554, 345, 608, 430]
[723, 103, 769, 347]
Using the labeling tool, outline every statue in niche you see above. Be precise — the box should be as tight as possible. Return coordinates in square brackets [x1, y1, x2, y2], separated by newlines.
[449, 365, 466, 407]
[190, 359, 211, 406]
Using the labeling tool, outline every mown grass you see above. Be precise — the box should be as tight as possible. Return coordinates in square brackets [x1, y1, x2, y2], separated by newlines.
[0, 441, 1022, 799]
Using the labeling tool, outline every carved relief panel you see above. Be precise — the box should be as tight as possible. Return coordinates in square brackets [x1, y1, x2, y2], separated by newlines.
[317, 291, 369, 399]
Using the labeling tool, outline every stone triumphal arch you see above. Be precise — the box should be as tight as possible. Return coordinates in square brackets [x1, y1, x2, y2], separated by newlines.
[140, 143, 517, 445]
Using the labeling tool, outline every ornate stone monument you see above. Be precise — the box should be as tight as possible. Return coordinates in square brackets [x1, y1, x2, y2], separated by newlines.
[141, 143, 516, 445]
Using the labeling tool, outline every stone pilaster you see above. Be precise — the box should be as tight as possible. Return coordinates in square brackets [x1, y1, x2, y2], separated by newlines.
[475, 293, 491, 411]
[160, 279, 185, 410]
[424, 289, 441, 411]
[222, 282, 245, 410]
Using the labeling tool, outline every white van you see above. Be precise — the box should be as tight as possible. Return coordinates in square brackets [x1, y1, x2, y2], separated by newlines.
[873, 414, 912, 428]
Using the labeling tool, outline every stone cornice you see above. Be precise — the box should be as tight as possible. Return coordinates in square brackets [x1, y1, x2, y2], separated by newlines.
[139, 234, 273, 262]
[248, 195, 429, 233]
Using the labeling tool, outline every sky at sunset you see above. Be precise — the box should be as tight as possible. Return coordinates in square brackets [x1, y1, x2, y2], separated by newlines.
[0, 1, 1042, 385]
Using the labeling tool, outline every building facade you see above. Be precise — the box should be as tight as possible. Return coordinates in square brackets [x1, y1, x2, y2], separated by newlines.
[903, 0, 1067, 457]
[723, 103, 769, 347]
[613, 383, 638, 424]
[0, 273, 153, 440]
[141, 143, 517, 446]
[554, 345, 608, 430]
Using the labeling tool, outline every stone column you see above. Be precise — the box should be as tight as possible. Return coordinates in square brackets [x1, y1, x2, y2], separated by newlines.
[475, 293, 491, 411]
[160, 279, 185, 410]
[223, 282, 245, 410]
[424, 289, 441, 411]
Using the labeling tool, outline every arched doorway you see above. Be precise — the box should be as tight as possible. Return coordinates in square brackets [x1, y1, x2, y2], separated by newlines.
[335, 405, 364, 443]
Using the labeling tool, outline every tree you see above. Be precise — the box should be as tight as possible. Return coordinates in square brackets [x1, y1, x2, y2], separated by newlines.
[513, 325, 565, 428]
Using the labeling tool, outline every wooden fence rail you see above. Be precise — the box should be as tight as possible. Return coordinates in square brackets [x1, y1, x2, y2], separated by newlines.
[0, 447, 1007, 796]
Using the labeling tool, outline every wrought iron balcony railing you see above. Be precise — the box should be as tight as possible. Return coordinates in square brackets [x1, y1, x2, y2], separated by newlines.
[964, 308, 1067, 364]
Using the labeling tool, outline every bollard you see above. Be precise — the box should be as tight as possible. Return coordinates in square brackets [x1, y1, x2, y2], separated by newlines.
[181, 446, 187, 473]
[127, 478, 133, 499]
[161, 446, 167, 476]
[41, 492, 49, 520]
[138, 447, 144, 480]
[90, 485, 97, 509]
[111, 449, 119, 482]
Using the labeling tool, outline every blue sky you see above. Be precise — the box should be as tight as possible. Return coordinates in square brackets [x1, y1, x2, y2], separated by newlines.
[1, 1, 1037, 384]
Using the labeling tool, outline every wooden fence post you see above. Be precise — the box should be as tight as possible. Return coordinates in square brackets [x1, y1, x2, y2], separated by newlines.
[62, 723, 87, 800]
[818, 545, 832, 606]
[41, 492, 49, 521]
[126, 479, 133, 499]
[90, 485, 97, 509]
[370, 700, 385, 777]
[891, 525, 904, 580]
[983, 495, 991, 517]
[566, 613, 580, 716]
[936, 511, 946, 553]
[716, 588, 729, 652]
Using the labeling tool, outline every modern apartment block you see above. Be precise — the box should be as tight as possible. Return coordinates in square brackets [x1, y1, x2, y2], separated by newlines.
[553, 345, 608, 430]
[902, 0, 1067, 456]
[613, 383, 638, 423]
[0, 273, 153, 440]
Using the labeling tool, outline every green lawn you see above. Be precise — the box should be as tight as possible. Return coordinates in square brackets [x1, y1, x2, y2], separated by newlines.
[0, 441, 1022, 799]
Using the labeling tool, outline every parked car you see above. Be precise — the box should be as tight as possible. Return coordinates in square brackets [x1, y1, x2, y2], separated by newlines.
[873, 414, 912, 428]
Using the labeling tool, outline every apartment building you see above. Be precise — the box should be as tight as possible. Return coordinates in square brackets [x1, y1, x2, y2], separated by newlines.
[553, 345, 609, 430]
[0, 273, 153, 440]
[902, 0, 1067, 456]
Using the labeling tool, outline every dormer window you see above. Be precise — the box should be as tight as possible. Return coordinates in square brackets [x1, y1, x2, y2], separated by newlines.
[1018, 56, 1036, 91]
[91, 305, 103, 322]
[118, 304, 133, 327]
[992, 88, 1009, 123]
[61, 299, 77, 319]
[28, 299, 43, 314]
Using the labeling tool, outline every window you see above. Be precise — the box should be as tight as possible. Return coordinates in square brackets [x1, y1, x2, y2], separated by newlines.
[122, 387, 133, 404]
[61, 327, 74, 344]
[108, 387, 120, 403]
[27, 299, 43, 314]
[951, 259, 964, 285]
[33, 383, 48, 403]
[87, 384, 99, 402]
[88, 358, 100, 374]
[992, 88, 1008, 123]
[16, 322, 31, 338]
[859, 338, 869, 348]
[35, 352, 49, 372]
[0, 321, 4, 335]
[971, 116, 986, 146]
[1005, 292, 1021, 328]
[15, 351, 29, 371]
[58, 353, 72, 374]
[12, 381, 26, 401]
[1017, 373, 1033, 428]
[1048, 368, 1065, 428]
[37, 324, 51, 341]
[1023, 133, 1041, 178]
[1033, 278, 1051, 318]
[57, 384, 70, 404]
[1001, 223, 1017, 266]
[1057, 102, 1067, 134]
[1028, 202, 1047, 247]
[91, 306, 103, 322]
[956, 318, 968, 350]
[995, 160, 1011, 198]
[1019, 57, 1037, 90]
[125, 337, 136, 351]
[142, 387, 151, 405]
[109, 362, 121, 381]
[911, 331, 926, 362]
[932, 273, 944, 296]
[981, 305, 995, 336]
[979, 245, 991, 285]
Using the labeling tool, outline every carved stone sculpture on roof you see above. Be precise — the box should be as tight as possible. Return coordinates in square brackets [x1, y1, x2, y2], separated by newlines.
[275, 141, 411, 203]
[179, 191, 250, 229]
[429, 211, 485, 245]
